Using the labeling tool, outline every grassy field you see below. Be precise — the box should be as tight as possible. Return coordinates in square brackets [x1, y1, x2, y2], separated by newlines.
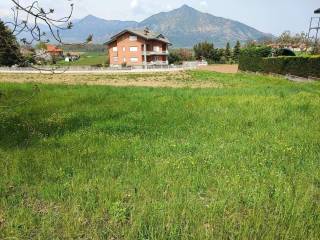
[0, 71, 320, 239]
[57, 52, 108, 66]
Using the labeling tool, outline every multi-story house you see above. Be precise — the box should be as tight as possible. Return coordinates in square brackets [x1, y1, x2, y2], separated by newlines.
[106, 28, 171, 67]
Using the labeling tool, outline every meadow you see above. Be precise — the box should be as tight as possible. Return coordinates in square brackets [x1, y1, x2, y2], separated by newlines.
[0, 71, 320, 239]
[57, 52, 108, 66]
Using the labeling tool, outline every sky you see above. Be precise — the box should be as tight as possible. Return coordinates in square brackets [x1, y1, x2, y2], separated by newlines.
[0, 0, 319, 36]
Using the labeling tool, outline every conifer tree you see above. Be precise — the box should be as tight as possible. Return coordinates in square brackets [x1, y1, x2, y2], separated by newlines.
[0, 19, 22, 66]
[233, 40, 241, 63]
[225, 42, 232, 62]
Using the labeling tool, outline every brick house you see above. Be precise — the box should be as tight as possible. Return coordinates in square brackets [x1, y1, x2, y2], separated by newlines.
[46, 45, 63, 57]
[106, 28, 171, 67]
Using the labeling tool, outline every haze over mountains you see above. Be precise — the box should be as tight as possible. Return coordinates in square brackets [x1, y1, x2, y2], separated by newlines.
[2, 5, 273, 48]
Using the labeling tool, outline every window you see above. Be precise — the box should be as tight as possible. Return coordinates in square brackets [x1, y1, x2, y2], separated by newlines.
[130, 57, 138, 63]
[129, 35, 137, 41]
[153, 46, 160, 52]
[123, 57, 126, 62]
[122, 47, 125, 52]
[113, 57, 118, 62]
[129, 46, 138, 52]
[112, 47, 118, 52]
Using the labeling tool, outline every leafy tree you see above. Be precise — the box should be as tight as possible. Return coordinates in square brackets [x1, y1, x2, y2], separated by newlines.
[233, 41, 241, 63]
[225, 42, 232, 62]
[169, 48, 195, 64]
[0, 19, 22, 66]
[168, 51, 182, 64]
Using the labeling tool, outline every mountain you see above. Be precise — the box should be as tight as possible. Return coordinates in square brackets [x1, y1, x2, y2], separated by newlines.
[138, 5, 272, 47]
[58, 15, 138, 43]
[3, 5, 272, 47]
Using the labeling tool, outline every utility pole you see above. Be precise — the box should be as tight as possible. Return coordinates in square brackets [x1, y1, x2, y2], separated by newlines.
[308, 8, 320, 50]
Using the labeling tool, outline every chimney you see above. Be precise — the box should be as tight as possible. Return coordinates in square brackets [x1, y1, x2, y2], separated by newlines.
[144, 27, 150, 36]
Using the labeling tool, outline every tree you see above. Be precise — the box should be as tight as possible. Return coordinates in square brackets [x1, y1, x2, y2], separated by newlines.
[168, 51, 182, 64]
[225, 42, 232, 62]
[35, 42, 48, 50]
[233, 41, 241, 63]
[0, 19, 22, 66]
[217, 49, 226, 63]
[169, 48, 195, 64]
[193, 42, 215, 61]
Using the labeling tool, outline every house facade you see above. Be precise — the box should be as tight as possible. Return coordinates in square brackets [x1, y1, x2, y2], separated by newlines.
[106, 29, 171, 67]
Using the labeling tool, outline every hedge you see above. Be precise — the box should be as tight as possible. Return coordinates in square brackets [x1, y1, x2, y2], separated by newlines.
[239, 47, 320, 78]
[238, 46, 272, 72]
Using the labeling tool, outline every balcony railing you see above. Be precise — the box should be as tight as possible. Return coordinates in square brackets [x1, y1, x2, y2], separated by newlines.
[143, 50, 169, 56]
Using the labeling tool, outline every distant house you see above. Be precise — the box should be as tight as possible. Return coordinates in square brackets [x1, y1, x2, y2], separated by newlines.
[267, 43, 309, 52]
[46, 45, 63, 57]
[105, 28, 171, 67]
[20, 46, 34, 56]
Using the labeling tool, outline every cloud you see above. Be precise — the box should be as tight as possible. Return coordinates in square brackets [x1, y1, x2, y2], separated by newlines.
[130, 0, 148, 18]
[0, 8, 10, 17]
[130, 0, 139, 8]
[166, 4, 173, 11]
[200, 1, 208, 7]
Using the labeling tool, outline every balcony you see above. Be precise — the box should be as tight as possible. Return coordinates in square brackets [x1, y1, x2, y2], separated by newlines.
[143, 50, 169, 56]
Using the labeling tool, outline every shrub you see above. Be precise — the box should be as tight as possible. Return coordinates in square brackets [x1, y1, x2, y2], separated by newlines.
[273, 48, 296, 57]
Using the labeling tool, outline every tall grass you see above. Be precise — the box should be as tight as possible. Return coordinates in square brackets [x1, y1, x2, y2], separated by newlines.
[0, 71, 320, 239]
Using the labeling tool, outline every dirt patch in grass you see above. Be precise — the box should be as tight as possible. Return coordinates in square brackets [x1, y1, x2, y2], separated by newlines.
[199, 64, 238, 73]
[0, 71, 221, 88]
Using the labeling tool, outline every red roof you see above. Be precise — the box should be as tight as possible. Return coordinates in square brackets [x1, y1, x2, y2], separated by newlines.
[47, 45, 63, 52]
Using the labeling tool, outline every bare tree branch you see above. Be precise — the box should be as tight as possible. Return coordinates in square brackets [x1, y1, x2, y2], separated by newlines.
[2, 0, 93, 73]
[6, 0, 75, 44]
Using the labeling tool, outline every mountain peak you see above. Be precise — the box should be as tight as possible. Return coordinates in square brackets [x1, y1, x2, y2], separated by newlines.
[177, 4, 198, 12]
[181, 4, 192, 9]
[83, 14, 100, 20]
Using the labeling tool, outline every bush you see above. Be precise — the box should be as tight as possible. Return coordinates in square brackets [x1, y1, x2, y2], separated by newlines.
[239, 47, 320, 78]
[273, 48, 296, 57]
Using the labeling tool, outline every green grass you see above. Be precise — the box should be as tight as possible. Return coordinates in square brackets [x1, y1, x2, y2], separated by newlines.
[57, 51, 108, 66]
[0, 71, 320, 239]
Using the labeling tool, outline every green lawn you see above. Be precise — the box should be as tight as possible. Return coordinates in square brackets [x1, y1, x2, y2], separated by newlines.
[0, 71, 320, 239]
[57, 52, 108, 66]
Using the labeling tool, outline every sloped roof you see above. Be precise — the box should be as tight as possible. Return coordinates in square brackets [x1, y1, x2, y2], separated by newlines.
[315, 8, 320, 14]
[47, 45, 63, 52]
[105, 29, 171, 45]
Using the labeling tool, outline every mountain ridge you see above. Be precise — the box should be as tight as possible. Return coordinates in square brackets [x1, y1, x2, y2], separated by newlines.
[3, 5, 273, 47]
